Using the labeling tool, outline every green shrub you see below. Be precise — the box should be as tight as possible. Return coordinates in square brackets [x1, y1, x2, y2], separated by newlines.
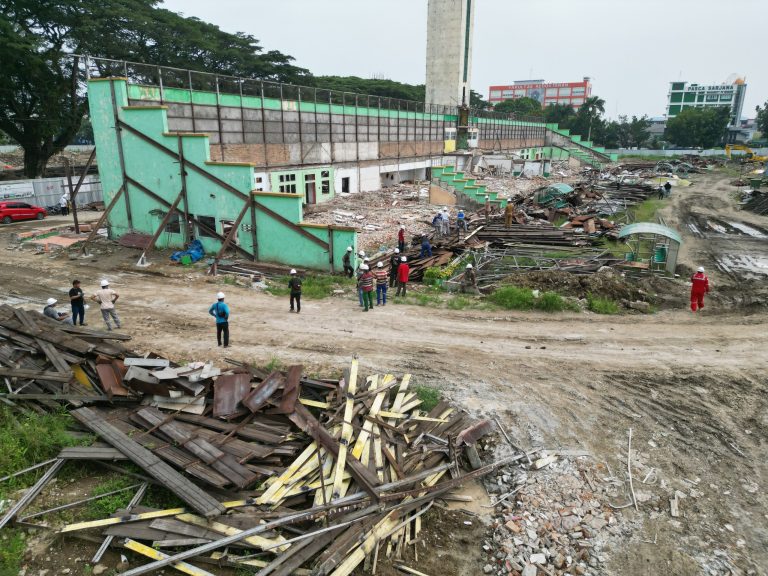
[423, 267, 443, 286]
[587, 294, 620, 314]
[413, 386, 441, 412]
[0, 407, 82, 497]
[488, 286, 535, 310]
[85, 476, 136, 520]
[536, 291, 566, 312]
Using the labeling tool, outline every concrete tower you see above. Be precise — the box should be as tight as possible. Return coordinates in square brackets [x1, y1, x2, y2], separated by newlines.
[425, 0, 475, 107]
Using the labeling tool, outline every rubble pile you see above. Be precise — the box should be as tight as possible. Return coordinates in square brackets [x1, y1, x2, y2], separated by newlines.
[482, 453, 628, 576]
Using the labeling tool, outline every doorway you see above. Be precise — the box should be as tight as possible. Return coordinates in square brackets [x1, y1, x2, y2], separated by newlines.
[341, 177, 350, 193]
[305, 181, 316, 204]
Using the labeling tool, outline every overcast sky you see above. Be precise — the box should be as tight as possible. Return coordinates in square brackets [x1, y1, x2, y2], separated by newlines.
[161, 0, 766, 120]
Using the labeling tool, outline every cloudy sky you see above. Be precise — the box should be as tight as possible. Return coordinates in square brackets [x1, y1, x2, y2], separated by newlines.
[161, 0, 766, 120]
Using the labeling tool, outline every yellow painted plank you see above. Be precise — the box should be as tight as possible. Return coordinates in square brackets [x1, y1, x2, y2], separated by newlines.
[123, 538, 215, 576]
[330, 359, 358, 501]
[176, 513, 290, 552]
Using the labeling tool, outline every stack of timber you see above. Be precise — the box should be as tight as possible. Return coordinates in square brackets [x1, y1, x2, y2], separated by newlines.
[475, 223, 593, 248]
[0, 321, 514, 575]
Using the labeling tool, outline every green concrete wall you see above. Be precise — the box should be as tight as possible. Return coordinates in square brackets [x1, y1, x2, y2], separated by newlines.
[88, 78, 356, 271]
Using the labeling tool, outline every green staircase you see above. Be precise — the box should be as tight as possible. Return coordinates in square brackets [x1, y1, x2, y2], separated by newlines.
[431, 166, 507, 210]
[545, 124, 617, 169]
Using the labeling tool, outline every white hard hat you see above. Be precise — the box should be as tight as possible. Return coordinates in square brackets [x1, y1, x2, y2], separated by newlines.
[100, 279, 109, 287]
[358, 250, 365, 257]
[466, 264, 473, 269]
[421, 233, 427, 236]
[216, 292, 225, 299]
[361, 264, 369, 271]
[394, 248, 400, 253]
[46, 297, 57, 306]
[364, 257, 370, 262]
[400, 225, 405, 229]
[401, 256, 407, 262]
[377, 262, 383, 268]
[347, 246, 353, 252]
[290, 269, 297, 275]
[697, 266, 705, 273]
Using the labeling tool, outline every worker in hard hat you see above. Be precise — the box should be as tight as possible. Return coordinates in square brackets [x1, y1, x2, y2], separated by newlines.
[69, 279, 87, 326]
[396, 256, 410, 297]
[288, 269, 302, 313]
[397, 225, 406, 252]
[373, 261, 389, 306]
[358, 264, 374, 311]
[389, 248, 400, 288]
[420, 234, 432, 258]
[342, 246, 354, 278]
[461, 263, 479, 294]
[208, 291, 230, 347]
[504, 202, 514, 228]
[690, 266, 709, 312]
[43, 297, 73, 324]
[91, 279, 121, 331]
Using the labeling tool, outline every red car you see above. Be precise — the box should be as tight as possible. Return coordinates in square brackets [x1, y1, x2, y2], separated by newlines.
[0, 201, 47, 224]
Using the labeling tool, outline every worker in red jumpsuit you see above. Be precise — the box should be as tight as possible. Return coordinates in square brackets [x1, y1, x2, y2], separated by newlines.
[690, 266, 709, 312]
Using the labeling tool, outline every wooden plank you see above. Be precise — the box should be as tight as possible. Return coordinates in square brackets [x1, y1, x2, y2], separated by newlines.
[123, 357, 170, 367]
[71, 407, 225, 518]
[0, 317, 93, 354]
[59, 446, 127, 460]
[175, 513, 290, 553]
[0, 368, 72, 382]
[123, 538, 216, 576]
[276, 364, 303, 414]
[330, 358, 359, 501]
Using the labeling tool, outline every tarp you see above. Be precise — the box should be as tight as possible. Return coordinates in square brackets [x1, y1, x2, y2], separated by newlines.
[170, 239, 204, 263]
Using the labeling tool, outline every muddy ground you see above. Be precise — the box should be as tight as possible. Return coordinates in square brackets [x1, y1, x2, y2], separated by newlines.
[1, 169, 767, 575]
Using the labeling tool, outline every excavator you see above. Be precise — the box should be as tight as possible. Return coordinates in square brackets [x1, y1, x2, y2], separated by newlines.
[725, 144, 768, 163]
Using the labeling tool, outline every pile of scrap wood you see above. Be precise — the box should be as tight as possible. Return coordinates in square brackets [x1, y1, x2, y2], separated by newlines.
[475, 222, 593, 248]
[561, 214, 619, 239]
[0, 309, 514, 575]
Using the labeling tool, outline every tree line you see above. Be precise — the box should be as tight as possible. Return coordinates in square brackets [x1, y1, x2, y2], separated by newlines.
[1, 0, 763, 176]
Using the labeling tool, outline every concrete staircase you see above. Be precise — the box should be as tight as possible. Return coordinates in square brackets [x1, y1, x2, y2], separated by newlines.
[545, 125, 617, 169]
[431, 166, 508, 210]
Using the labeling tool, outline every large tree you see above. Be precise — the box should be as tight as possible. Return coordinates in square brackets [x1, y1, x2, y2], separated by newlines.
[312, 76, 424, 102]
[756, 100, 768, 139]
[543, 103, 575, 127]
[0, 0, 309, 177]
[665, 107, 730, 148]
[493, 97, 542, 117]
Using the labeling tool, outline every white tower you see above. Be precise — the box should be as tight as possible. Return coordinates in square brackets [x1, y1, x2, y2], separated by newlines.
[425, 0, 475, 107]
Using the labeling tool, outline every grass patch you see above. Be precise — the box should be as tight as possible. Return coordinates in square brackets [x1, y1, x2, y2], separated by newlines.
[413, 386, 441, 412]
[0, 528, 25, 576]
[266, 274, 355, 299]
[629, 197, 665, 223]
[537, 291, 567, 312]
[0, 407, 82, 498]
[488, 286, 535, 310]
[447, 296, 473, 310]
[587, 294, 620, 314]
[264, 356, 284, 372]
[85, 476, 136, 520]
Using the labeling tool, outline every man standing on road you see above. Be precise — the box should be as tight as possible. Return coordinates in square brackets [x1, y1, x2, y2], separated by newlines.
[374, 261, 388, 306]
[389, 248, 400, 288]
[657, 184, 665, 200]
[288, 269, 302, 313]
[208, 292, 230, 347]
[664, 181, 672, 198]
[92, 279, 121, 331]
[342, 246, 354, 278]
[397, 225, 406, 252]
[69, 279, 86, 326]
[396, 256, 410, 297]
[690, 266, 709, 312]
[43, 298, 73, 324]
[358, 264, 374, 311]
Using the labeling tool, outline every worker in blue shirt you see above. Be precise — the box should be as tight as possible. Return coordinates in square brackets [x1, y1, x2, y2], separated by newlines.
[208, 291, 230, 347]
[456, 210, 468, 233]
[420, 234, 432, 258]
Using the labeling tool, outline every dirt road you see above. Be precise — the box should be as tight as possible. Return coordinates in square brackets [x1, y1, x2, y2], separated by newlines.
[1, 169, 766, 574]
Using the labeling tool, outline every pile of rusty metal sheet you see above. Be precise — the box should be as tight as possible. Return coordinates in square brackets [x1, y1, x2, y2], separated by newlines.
[0, 304, 137, 410]
[0, 317, 513, 575]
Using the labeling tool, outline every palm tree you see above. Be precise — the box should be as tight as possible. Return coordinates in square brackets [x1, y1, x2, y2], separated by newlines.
[582, 96, 605, 143]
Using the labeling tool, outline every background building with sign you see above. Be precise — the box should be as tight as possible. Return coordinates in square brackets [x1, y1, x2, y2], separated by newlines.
[665, 79, 747, 127]
[488, 78, 592, 109]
